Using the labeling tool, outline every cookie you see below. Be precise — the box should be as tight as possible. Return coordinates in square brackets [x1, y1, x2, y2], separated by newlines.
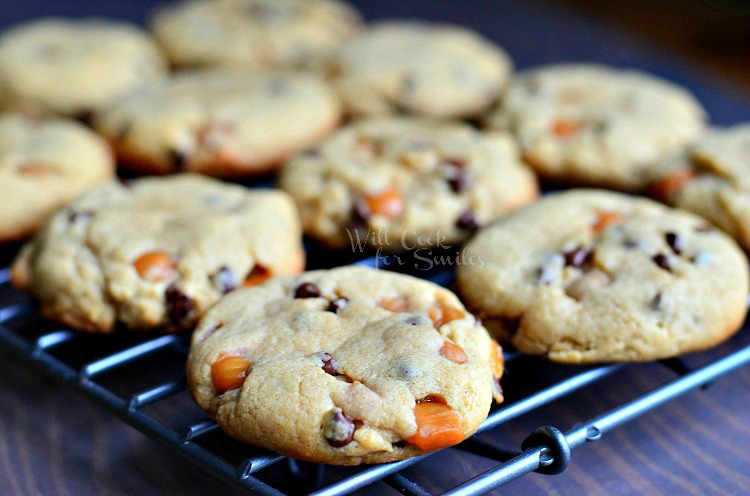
[187, 266, 504, 465]
[324, 22, 513, 118]
[94, 68, 342, 178]
[278, 117, 538, 250]
[457, 190, 748, 363]
[650, 124, 750, 252]
[11, 175, 305, 333]
[0, 113, 114, 242]
[150, 0, 361, 69]
[486, 64, 707, 191]
[0, 18, 167, 118]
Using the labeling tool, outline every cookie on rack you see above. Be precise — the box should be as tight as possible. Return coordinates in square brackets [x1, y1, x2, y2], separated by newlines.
[323, 21, 513, 118]
[94, 68, 341, 178]
[0, 18, 167, 118]
[12, 175, 305, 333]
[650, 124, 750, 252]
[456, 189, 749, 363]
[278, 117, 538, 250]
[486, 64, 706, 191]
[150, 0, 361, 69]
[187, 266, 504, 465]
[0, 113, 114, 242]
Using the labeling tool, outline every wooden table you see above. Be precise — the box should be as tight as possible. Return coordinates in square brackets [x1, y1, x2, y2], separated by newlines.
[1, 1, 749, 495]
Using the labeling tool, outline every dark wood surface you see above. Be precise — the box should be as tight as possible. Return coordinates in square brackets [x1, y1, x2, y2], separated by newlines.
[1, 1, 750, 495]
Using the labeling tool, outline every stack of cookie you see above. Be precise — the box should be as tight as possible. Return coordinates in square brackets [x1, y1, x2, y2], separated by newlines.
[2, 0, 749, 467]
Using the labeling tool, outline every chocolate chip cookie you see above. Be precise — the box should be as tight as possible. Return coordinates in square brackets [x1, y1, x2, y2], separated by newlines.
[0, 18, 167, 118]
[151, 0, 361, 69]
[12, 175, 305, 333]
[650, 124, 750, 252]
[324, 22, 512, 118]
[94, 68, 341, 178]
[486, 64, 707, 191]
[187, 266, 504, 464]
[0, 113, 114, 242]
[457, 189, 748, 363]
[278, 117, 538, 250]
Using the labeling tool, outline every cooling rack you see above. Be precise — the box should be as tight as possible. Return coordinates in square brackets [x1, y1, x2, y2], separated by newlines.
[1, 257, 750, 496]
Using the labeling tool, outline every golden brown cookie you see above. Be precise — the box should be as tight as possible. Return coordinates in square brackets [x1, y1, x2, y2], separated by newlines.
[94, 68, 341, 178]
[650, 124, 750, 252]
[279, 117, 538, 250]
[486, 64, 707, 191]
[0, 113, 114, 242]
[12, 175, 305, 333]
[457, 190, 748, 363]
[187, 266, 504, 464]
[0, 18, 167, 118]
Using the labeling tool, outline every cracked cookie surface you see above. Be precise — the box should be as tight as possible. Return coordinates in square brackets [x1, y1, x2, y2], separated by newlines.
[486, 64, 706, 191]
[0, 113, 114, 242]
[94, 68, 341, 178]
[324, 22, 512, 118]
[12, 175, 304, 333]
[187, 266, 504, 464]
[650, 124, 750, 252]
[457, 190, 748, 363]
[0, 18, 167, 117]
[151, 0, 361, 69]
[279, 117, 538, 250]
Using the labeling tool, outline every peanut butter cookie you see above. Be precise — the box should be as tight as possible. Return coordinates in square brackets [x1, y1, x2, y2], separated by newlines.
[187, 266, 504, 464]
[0, 18, 167, 118]
[12, 175, 304, 333]
[279, 117, 538, 250]
[0, 113, 114, 242]
[486, 64, 706, 191]
[324, 22, 512, 118]
[457, 190, 748, 363]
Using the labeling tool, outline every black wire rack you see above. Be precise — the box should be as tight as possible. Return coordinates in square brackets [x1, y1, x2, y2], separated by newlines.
[1, 256, 750, 496]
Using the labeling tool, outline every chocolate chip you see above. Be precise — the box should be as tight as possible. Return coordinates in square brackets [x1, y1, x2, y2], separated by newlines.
[652, 253, 672, 272]
[165, 284, 194, 324]
[74, 109, 94, 127]
[563, 245, 592, 268]
[168, 148, 188, 171]
[212, 266, 236, 293]
[651, 292, 663, 310]
[456, 210, 480, 231]
[404, 315, 428, 326]
[327, 297, 349, 313]
[320, 352, 337, 376]
[623, 238, 641, 250]
[294, 282, 322, 299]
[301, 148, 321, 159]
[665, 232, 683, 255]
[448, 171, 469, 193]
[392, 359, 421, 380]
[68, 210, 92, 223]
[536, 266, 555, 285]
[324, 408, 356, 448]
